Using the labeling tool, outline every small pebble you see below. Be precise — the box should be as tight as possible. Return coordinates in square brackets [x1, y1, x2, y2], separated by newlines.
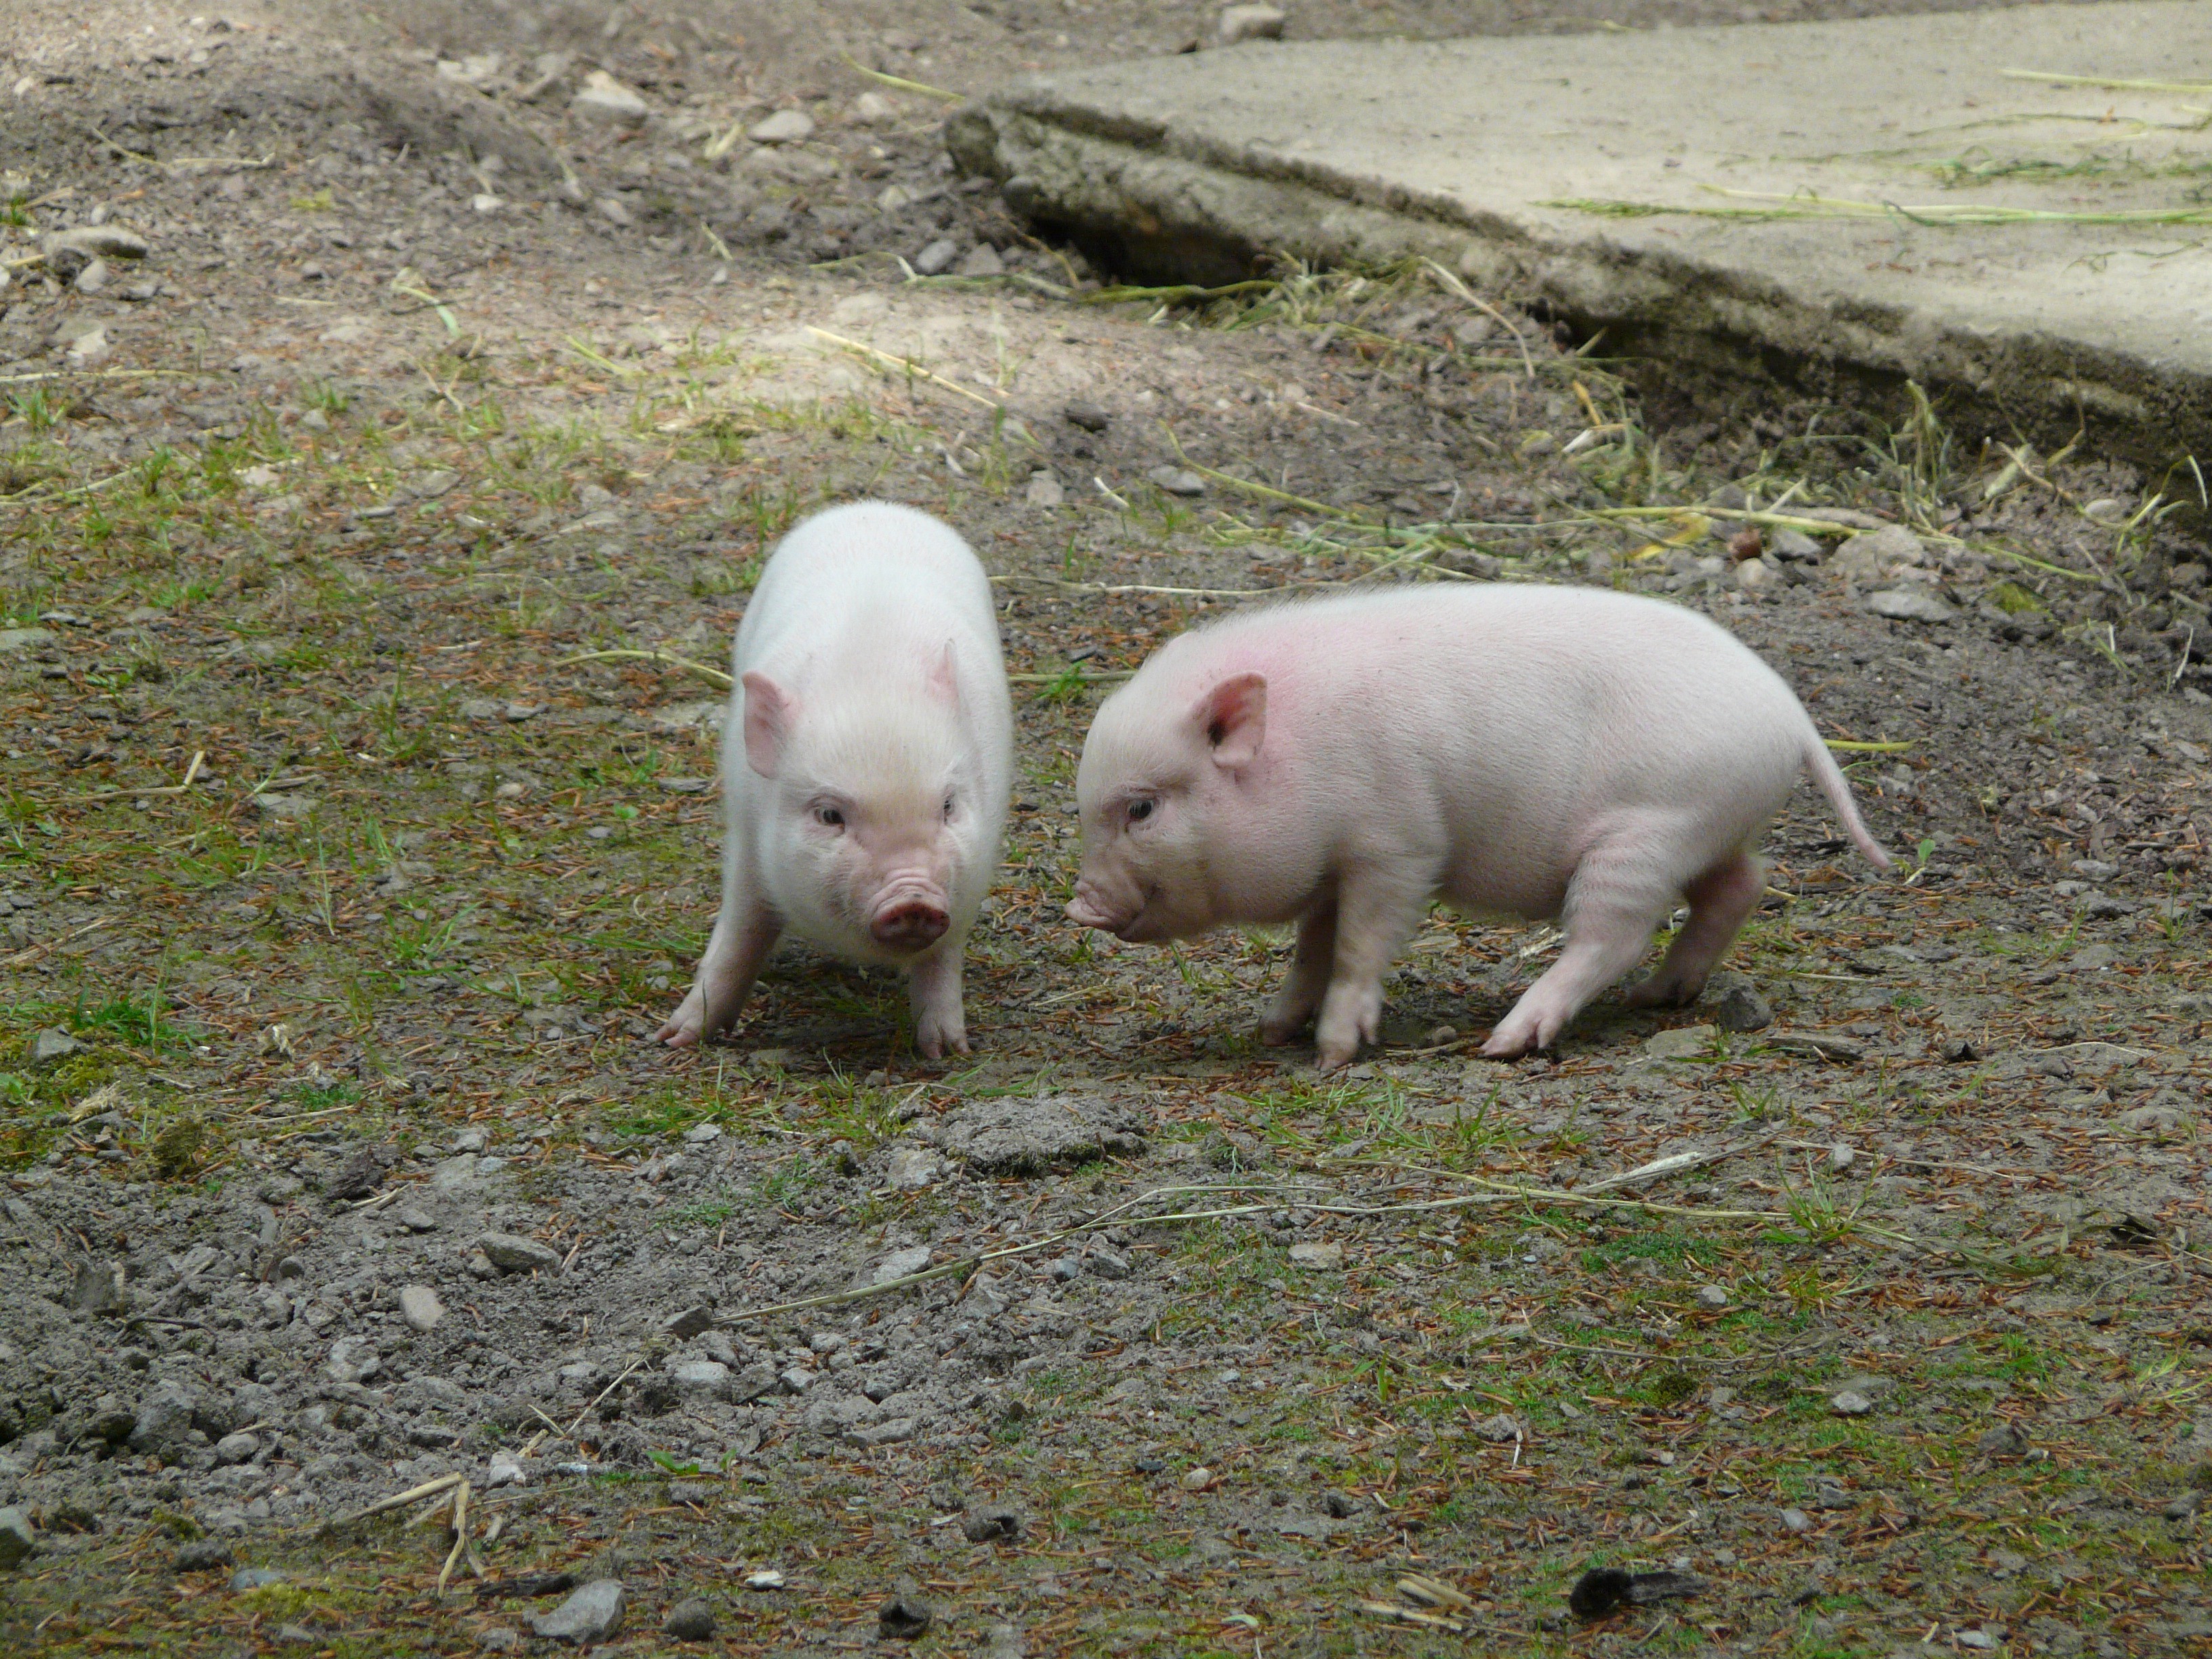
[662, 1597, 716, 1641]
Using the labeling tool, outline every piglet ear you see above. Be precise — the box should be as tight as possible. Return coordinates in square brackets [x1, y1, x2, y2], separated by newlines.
[741, 672, 795, 779]
[925, 640, 961, 706]
[1195, 672, 1267, 769]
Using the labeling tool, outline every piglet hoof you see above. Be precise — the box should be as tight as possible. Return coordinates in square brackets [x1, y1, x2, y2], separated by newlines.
[1479, 1017, 1547, 1060]
[1622, 976, 1699, 1010]
[913, 1021, 970, 1062]
[658, 995, 705, 1048]
[1258, 1015, 1305, 1048]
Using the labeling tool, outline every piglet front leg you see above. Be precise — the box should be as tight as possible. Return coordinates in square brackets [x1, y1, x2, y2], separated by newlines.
[905, 941, 970, 1060]
[1260, 898, 1337, 1047]
[1311, 871, 1427, 1071]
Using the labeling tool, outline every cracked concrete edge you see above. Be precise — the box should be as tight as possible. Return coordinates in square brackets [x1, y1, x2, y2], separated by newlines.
[947, 98, 2212, 528]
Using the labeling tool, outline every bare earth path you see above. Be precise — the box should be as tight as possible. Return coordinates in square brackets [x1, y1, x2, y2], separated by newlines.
[0, 3, 2208, 1656]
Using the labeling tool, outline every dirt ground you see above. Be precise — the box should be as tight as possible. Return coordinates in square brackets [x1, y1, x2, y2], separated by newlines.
[2, 1, 2209, 1656]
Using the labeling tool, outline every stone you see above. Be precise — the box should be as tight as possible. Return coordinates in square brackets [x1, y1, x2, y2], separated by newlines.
[213, 1431, 260, 1466]
[941, 7, 2212, 489]
[531, 1579, 626, 1643]
[74, 256, 110, 293]
[129, 1380, 199, 1461]
[1734, 555, 1775, 592]
[936, 1095, 1147, 1175]
[750, 108, 816, 144]
[851, 1416, 918, 1448]
[0, 628, 57, 655]
[0, 1509, 35, 1570]
[1220, 3, 1288, 43]
[1711, 981, 1772, 1033]
[662, 1305, 715, 1340]
[1976, 1420, 2030, 1457]
[1778, 1507, 1812, 1535]
[1472, 1412, 1521, 1443]
[1065, 401, 1111, 432]
[1830, 1390, 1875, 1416]
[963, 1506, 1024, 1543]
[912, 237, 960, 276]
[1694, 1284, 1729, 1310]
[886, 1145, 941, 1189]
[663, 1597, 716, 1640]
[400, 1285, 445, 1332]
[41, 224, 150, 272]
[1828, 525, 1928, 583]
[232, 1568, 285, 1591]
[487, 1452, 527, 1488]
[176, 1538, 234, 1572]
[866, 1246, 934, 1286]
[853, 91, 898, 123]
[1642, 1025, 1716, 1060]
[1147, 466, 1208, 496]
[1087, 1248, 1133, 1280]
[1181, 1466, 1214, 1490]
[33, 1029, 81, 1063]
[1769, 528, 1822, 561]
[476, 1232, 562, 1273]
[879, 1588, 933, 1640]
[1287, 1241, 1343, 1269]
[1866, 586, 1957, 624]
[68, 1258, 123, 1313]
[956, 243, 1006, 277]
[670, 1360, 733, 1401]
[571, 70, 649, 124]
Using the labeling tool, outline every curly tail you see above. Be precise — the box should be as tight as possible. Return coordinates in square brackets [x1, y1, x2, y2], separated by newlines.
[1803, 735, 1893, 870]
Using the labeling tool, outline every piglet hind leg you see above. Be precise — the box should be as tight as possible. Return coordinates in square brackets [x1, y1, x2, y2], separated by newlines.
[660, 893, 780, 1048]
[1260, 897, 1337, 1047]
[1622, 851, 1765, 1010]
[904, 939, 970, 1060]
[1481, 844, 1681, 1058]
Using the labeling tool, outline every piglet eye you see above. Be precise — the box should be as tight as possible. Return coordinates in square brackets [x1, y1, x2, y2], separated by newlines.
[942, 793, 957, 821]
[1126, 798, 1153, 824]
[817, 806, 845, 829]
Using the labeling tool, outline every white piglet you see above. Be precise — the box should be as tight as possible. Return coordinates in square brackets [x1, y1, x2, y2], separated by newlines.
[1068, 585, 1889, 1068]
[660, 502, 1012, 1059]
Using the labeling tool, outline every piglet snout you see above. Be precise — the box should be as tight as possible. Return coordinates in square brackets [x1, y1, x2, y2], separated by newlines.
[871, 892, 951, 951]
[1065, 884, 1115, 930]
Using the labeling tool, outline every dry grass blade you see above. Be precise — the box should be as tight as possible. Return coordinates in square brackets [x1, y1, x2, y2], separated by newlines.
[838, 51, 966, 103]
[436, 1480, 472, 1595]
[804, 326, 1002, 410]
[2001, 68, 2212, 95]
[560, 648, 733, 690]
[1420, 258, 1535, 379]
[1397, 1573, 1475, 1612]
[321, 1472, 466, 1534]
[1357, 1599, 1468, 1633]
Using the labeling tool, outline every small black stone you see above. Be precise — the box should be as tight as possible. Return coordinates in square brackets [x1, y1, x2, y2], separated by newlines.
[878, 1590, 933, 1640]
[1568, 1568, 1633, 1619]
[1569, 1568, 1702, 1620]
[1063, 401, 1111, 433]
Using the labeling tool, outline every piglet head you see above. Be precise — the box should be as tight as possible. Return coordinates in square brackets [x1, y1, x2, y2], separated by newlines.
[1069, 670, 1265, 942]
[743, 652, 977, 962]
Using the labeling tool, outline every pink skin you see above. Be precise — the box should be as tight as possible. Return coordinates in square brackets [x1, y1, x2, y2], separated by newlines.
[660, 503, 1012, 1061]
[1069, 586, 1889, 1070]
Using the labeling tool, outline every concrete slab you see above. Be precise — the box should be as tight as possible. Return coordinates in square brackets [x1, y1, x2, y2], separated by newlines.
[950, 3, 2212, 497]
